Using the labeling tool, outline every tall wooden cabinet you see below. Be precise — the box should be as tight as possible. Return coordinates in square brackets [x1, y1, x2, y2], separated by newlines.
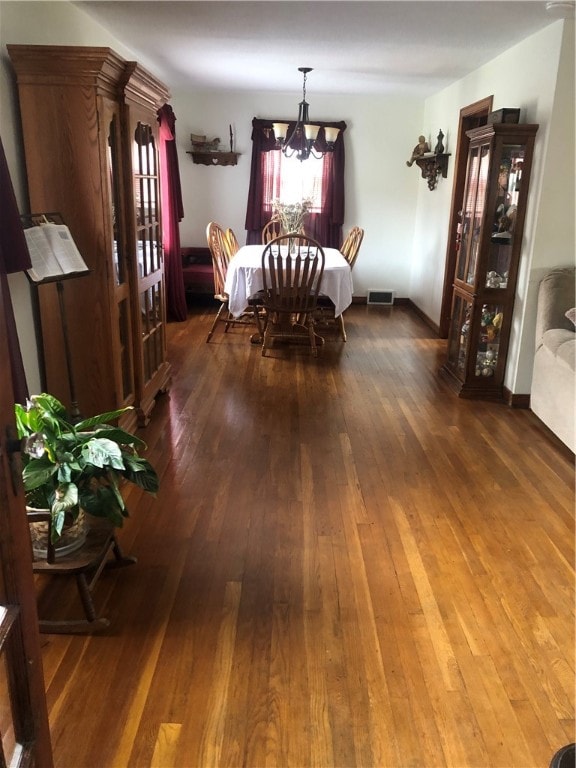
[440, 122, 538, 401]
[8, 45, 171, 429]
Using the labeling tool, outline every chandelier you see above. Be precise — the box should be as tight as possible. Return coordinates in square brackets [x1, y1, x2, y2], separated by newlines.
[272, 67, 340, 162]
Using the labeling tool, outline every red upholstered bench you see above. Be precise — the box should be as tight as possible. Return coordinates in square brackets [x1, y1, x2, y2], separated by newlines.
[182, 247, 214, 294]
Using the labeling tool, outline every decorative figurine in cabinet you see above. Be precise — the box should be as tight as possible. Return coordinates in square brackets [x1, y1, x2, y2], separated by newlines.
[440, 122, 538, 400]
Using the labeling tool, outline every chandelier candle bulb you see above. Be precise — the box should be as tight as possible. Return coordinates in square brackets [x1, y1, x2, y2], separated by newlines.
[325, 125, 340, 144]
[304, 124, 320, 141]
[272, 122, 289, 141]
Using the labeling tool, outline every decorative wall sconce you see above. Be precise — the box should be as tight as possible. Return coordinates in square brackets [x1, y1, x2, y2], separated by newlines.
[187, 125, 241, 166]
[408, 130, 451, 190]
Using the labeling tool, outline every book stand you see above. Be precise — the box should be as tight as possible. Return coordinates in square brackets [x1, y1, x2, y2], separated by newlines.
[21, 213, 90, 422]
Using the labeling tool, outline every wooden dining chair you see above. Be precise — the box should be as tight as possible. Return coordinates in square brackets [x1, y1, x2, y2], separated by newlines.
[340, 225, 364, 268]
[316, 225, 364, 341]
[258, 232, 326, 357]
[206, 221, 253, 342]
[225, 227, 240, 256]
[261, 216, 284, 244]
[261, 216, 306, 244]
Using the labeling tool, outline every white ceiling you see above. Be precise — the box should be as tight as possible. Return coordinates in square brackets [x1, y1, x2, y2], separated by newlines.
[76, 1, 572, 97]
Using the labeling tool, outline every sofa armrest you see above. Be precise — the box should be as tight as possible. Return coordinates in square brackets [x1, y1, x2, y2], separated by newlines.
[535, 267, 576, 349]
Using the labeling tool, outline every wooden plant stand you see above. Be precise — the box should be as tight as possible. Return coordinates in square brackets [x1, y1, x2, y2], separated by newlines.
[30, 515, 136, 634]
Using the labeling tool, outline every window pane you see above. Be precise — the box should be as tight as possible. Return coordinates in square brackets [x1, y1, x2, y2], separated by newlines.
[262, 150, 325, 213]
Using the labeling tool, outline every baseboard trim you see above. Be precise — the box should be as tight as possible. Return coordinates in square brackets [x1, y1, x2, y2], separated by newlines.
[504, 389, 530, 408]
[406, 299, 440, 335]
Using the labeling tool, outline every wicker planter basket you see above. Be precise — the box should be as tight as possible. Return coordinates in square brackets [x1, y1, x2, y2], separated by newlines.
[27, 507, 87, 558]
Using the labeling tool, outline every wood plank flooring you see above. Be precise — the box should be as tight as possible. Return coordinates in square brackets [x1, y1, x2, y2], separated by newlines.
[36, 303, 574, 768]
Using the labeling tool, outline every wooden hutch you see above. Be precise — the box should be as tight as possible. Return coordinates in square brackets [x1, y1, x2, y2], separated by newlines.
[8, 45, 171, 429]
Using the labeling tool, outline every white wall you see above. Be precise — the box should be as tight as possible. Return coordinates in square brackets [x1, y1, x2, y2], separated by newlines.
[411, 19, 574, 393]
[0, 1, 143, 393]
[1, 0, 424, 392]
[172, 90, 424, 299]
[1, 1, 572, 399]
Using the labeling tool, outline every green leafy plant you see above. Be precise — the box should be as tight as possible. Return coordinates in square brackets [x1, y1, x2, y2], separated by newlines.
[15, 393, 159, 542]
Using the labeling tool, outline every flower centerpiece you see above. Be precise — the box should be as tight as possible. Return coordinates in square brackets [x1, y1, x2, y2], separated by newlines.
[272, 197, 313, 234]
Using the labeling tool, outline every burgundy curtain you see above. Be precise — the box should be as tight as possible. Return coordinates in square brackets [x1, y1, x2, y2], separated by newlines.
[0, 135, 31, 403]
[157, 104, 187, 322]
[245, 118, 346, 247]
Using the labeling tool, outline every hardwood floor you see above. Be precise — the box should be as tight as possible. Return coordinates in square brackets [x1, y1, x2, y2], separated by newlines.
[37, 303, 574, 768]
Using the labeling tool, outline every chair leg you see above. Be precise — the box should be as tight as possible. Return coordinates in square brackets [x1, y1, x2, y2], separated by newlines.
[250, 304, 265, 344]
[76, 573, 99, 622]
[224, 309, 234, 333]
[308, 318, 318, 357]
[206, 301, 227, 342]
[261, 324, 270, 356]
[338, 313, 347, 341]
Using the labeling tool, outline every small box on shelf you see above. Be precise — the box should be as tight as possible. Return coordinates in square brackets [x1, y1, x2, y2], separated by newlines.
[488, 108, 520, 124]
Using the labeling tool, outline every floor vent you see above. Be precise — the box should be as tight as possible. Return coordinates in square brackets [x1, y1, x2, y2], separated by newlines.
[367, 289, 395, 306]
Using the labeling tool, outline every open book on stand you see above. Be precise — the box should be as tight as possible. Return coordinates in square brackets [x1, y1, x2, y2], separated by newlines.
[23, 222, 89, 283]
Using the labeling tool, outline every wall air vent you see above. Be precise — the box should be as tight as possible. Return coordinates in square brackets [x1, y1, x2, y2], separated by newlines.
[367, 289, 395, 306]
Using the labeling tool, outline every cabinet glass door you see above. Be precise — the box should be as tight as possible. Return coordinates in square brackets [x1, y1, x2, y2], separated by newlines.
[447, 292, 472, 375]
[474, 302, 504, 378]
[132, 121, 167, 401]
[107, 115, 135, 407]
[457, 144, 490, 286]
[485, 143, 525, 291]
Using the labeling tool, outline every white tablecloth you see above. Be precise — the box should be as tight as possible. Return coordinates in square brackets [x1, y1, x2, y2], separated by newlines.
[224, 245, 353, 318]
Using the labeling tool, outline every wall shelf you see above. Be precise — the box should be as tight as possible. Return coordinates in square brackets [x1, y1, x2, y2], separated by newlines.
[187, 150, 240, 166]
[415, 153, 451, 190]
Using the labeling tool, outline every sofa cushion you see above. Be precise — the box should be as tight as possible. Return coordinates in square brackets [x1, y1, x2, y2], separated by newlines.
[541, 329, 575, 373]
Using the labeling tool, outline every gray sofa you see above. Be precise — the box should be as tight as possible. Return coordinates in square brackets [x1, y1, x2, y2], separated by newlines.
[531, 266, 575, 452]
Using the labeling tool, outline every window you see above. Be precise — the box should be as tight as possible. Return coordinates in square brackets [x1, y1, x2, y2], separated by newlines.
[245, 118, 346, 248]
[261, 150, 328, 216]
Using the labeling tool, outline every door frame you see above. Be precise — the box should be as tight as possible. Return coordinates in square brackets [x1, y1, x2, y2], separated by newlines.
[439, 96, 494, 337]
[0, 275, 53, 767]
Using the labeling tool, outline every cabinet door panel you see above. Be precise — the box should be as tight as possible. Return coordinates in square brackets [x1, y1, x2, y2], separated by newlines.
[107, 110, 136, 411]
[123, 73, 171, 425]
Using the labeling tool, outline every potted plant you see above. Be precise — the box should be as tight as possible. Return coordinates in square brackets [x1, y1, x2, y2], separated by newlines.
[14, 393, 159, 553]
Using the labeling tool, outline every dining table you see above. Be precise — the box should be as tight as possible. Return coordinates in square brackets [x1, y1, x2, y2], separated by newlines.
[224, 244, 354, 318]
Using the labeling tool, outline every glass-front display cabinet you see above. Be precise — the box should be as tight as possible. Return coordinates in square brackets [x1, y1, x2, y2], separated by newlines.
[8, 46, 171, 429]
[440, 122, 538, 400]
